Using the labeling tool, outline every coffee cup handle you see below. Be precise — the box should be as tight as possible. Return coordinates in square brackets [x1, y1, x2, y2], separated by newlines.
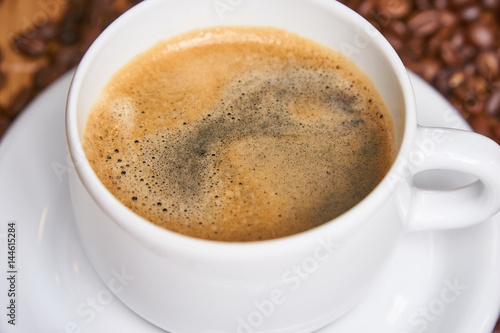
[400, 126, 500, 231]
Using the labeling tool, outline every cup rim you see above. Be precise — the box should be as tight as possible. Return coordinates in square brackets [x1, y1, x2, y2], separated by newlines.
[66, 0, 416, 256]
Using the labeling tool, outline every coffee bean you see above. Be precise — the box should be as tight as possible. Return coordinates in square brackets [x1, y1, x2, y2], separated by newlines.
[450, 29, 466, 48]
[467, 76, 489, 100]
[408, 10, 441, 37]
[479, 11, 498, 25]
[486, 89, 500, 117]
[440, 41, 463, 67]
[461, 45, 478, 60]
[460, 5, 482, 21]
[12, 35, 46, 57]
[58, 23, 79, 45]
[468, 23, 495, 48]
[452, 85, 469, 101]
[463, 96, 485, 114]
[434, 0, 449, 9]
[377, 0, 411, 18]
[340, 0, 500, 144]
[435, 69, 453, 94]
[0, 0, 150, 140]
[476, 51, 499, 80]
[464, 63, 477, 76]
[389, 20, 408, 37]
[357, 0, 375, 17]
[449, 71, 466, 88]
[440, 10, 459, 26]
[428, 27, 454, 56]
[409, 58, 441, 82]
[38, 21, 59, 40]
[483, 0, 499, 9]
[408, 37, 425, 58]
[10, 21, 62, 58]
[62, 0, 86, 24]
[58, 1, 87, 45]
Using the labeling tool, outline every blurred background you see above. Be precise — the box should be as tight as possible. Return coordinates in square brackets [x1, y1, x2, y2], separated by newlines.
[0, 0, 499, 331]
[0, 0, 499, 142]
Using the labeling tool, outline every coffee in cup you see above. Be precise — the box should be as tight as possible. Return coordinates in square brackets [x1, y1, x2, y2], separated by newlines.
[82, 26, 395, 241]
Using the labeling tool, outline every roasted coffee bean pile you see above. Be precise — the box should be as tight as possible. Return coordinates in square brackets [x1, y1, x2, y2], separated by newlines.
[340, 0, 500, 143]
[0, 0, 140, 137]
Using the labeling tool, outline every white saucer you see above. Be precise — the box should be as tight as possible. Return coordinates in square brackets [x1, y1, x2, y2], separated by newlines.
[0, 71, 499, 333]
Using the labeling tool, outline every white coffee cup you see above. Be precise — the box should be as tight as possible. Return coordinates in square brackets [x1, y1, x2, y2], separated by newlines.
[65, 0, 500, 332]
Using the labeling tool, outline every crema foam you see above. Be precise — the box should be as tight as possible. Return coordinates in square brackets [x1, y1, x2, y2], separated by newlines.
[83, 26, 395, 241]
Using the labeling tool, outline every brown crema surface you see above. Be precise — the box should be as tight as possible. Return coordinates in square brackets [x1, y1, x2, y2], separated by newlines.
[83, 26, 395, 242]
